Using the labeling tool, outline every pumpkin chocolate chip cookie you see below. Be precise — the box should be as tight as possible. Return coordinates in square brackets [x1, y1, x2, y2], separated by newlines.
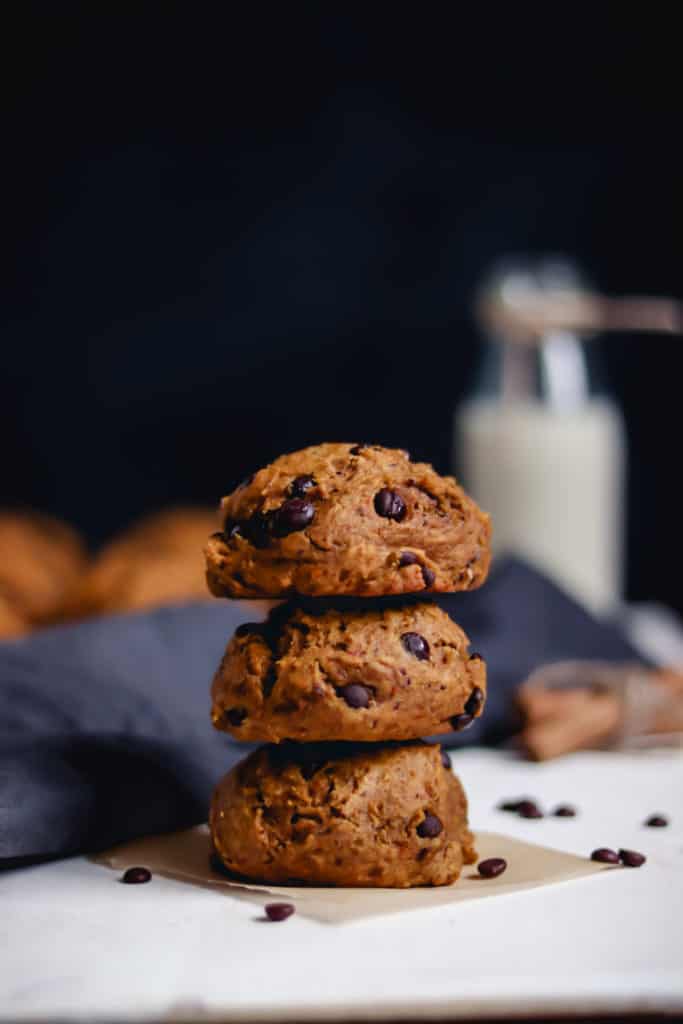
[209, 740, 477, 887]
[211, 601, 486, 743]
[205, 443, 491, 599]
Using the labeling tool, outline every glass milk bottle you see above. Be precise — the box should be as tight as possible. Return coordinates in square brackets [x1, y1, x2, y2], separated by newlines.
[455, 259, 625, 615]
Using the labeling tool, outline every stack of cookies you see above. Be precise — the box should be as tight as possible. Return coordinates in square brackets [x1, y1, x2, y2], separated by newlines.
[204, 443, 491, 888]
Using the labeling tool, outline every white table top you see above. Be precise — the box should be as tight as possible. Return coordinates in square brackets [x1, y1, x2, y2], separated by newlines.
[2, 748, 682, 1022]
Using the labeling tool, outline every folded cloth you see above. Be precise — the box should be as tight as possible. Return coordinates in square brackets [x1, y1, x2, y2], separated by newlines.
[0, 558, 640, 867]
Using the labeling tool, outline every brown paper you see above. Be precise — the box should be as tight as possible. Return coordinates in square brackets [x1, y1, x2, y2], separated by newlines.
[94, 826, 610, 924]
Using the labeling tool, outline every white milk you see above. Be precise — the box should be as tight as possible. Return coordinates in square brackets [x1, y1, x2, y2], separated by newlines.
[456, 396, 625, 614]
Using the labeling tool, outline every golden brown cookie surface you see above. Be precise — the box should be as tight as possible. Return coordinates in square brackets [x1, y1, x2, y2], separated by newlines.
[210, 741, 476, 887]
[212, 601, 486, 743]
[205, 443, 490, 598]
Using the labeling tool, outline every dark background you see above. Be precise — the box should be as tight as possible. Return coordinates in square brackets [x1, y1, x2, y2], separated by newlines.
[2, 6, 681, 612]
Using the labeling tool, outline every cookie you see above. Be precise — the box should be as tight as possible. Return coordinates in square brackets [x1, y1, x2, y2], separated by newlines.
[211, 601, 486, 743]
[205, 443, 491, 598]
[210, 741, 476, 887]
[58, 507, 221, 620]
[0, 510, 87, 626]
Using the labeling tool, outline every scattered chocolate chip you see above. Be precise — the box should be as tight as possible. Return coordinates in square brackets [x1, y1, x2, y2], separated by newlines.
[121, 866, 152, 884]
[271, 498, 315, 537]
[417, 813, 442, 838]
[619, 848, 646, 867]
[265, 902, 295, 922]
[478, 857, 507, 878]
[374, 488, 406, 521]
[401, 632, 430, 660]
[226, 707, 247, 727]
[517, 800, 543, 819]
[421, 566, 436, 588]
[451, 713, 474, 732]
[553, 805, 577, 818]
[498, 799, 526, 812]
[399, 550, 419, 567]
[464, 686, 484, 717]
[337, 684, 371, 709]
[591, 848, 620, 864]
[645, 814, 668, 828]
[440, 749, 452, 770]
[469, 651, 483, 661]
[289, 475, 316, 498]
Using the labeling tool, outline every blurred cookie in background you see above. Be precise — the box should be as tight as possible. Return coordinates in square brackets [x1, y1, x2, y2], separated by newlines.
[58, 507, 222, 620]
[0, 510, 87, 637]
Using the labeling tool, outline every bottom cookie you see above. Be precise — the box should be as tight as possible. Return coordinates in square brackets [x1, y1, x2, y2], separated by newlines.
[209, 741, 476, 888]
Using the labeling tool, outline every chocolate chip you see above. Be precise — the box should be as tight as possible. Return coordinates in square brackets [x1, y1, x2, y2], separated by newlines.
[619, 848, 646, 867]
[478, 857, 507, 878]
[226, 707, 247, 727]
[337, 684, 370, 709]
[241, 513, 272, 548]
[350, 444, 367, 455]
[417, 813, 442, 838]
[469, 651, 483, 661]
[399, 550, 419, 566]
[121, 866, 152, 884]
[401, 632, 430, 660]
[224, 519, 243, 540]
[374, 488, 406, 521]
[440, 749, 452, 769]
[591, 847, 620, 864]
[553, 805, 577, 817]
[265, 902, 295, 922]
[235, 622, 262, 637]
[645, 814, 668, 827]
[270, 498, 315, 537]
[422, 566, 435, 588]
[464, 686, 484, 716]
[289, 475, 316, 498]
[451, 713, 474, 731]
[498, 799, 526, 812]
[517, 800, 543, 819]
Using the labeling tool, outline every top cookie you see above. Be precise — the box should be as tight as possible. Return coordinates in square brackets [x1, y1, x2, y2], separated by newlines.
[205, 443, 491, 598]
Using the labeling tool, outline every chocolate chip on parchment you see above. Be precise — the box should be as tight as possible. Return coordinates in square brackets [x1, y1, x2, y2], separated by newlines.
[552, 805, 577, 818]
[478, 857, 507, 878]
[337, 684, 371, 709]
[591, 848, 620, 864]
[417, 813, 442, 838]
[517, 800, 543, 819]
[401, 632, 430, 660]
[121, 867, 152, 884]
[374, 488, 406, 521]
[619, 848, 646, 867]
[464, 686, 484, 716]
[265, 902, 295, 922]
[645, 814, 668, 828]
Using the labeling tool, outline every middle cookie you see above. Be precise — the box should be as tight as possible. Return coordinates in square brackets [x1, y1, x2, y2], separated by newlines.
[211, 601, 486, 743]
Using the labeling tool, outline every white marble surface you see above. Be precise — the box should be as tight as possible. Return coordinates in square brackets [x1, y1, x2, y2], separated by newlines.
[2, 748, 682, 1022]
